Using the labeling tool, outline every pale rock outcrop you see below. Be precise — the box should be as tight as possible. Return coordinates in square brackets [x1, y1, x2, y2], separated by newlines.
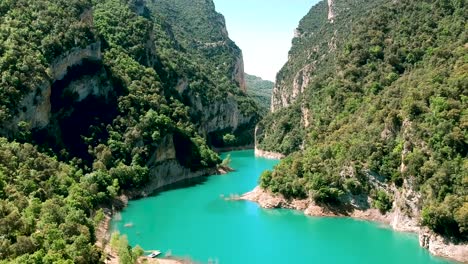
[328, 30, 338, 53]
[301, 104, 310, 128]
[419, 228, 468, 263]
[11, 83, 52, 131]
[131, 133, 217, 198]
[254, 147, 285, 160]
[293, 65, 313, 98]
[400, 118, 413, 174]
[148, 134, 177, 164]
[1, 41, 103, 134]
[294, 28, 303, 38]
[328, 0, 336, 22]
[50, 41, 102, 81]
[390, 179, 421, 233]
[65, 74, 112, 102]
[136, 160, 215, 197]
[232, 53, 247, 92]
[175, 78, 189, 94]
[190, 93, 254, 136]
[271, 64, 314, 113]
[271, 80, 290, 112]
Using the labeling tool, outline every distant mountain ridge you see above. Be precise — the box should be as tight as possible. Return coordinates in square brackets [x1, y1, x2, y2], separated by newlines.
[245, 73, 274, 110]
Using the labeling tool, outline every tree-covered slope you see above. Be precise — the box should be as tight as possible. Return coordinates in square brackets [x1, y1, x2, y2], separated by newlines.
[0, 0, 259, 262]
[258, 0, 467, 241]
[149, 0, 247, 92]
[270, 0, 386, 112]
[245, 74, 274, 110]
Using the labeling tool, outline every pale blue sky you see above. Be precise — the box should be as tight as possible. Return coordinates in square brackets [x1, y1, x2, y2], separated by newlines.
[213, 0, 320, 81]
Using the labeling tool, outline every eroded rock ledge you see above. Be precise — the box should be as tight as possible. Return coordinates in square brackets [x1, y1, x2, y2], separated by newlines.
[254, 147, 285, 159]
[239, 186, 468, 263]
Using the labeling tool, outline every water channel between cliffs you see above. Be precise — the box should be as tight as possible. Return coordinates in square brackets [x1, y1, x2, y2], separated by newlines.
[112, 150, 451, 264]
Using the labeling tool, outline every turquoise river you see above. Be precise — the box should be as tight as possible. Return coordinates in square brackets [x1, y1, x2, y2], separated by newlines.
[112, 150, 452, 264]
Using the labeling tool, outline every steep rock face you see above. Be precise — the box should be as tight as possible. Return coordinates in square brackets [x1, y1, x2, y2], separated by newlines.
[140, 159, 215, 197]
[134, 133, 216, 197]
[270, 0, 385, 113]
[190, 93, 253, 136]
[233, 53, 247, 92]
[271, 64, 313, 113]
[149, 134, 177, 164]
[419, 228, 468, 263]
[1, 42, 103, 135]
[3, 0, 257, 149]
[149, 0, 258, 145]
[50, 42, 102, 81]
[328, 0, 336, 21]
[390, 180, 421, 233]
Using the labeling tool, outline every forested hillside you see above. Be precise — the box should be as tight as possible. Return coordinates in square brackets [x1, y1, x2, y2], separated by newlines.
[0, 0, 259, 262]
[258, 0, 467, 242]
[245, 74, 274, 111]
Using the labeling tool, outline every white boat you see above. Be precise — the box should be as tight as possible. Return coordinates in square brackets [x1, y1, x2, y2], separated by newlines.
[147, 250, 161, 258]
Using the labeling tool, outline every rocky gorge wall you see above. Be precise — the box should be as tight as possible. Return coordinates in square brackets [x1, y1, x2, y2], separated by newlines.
[190, 92, 254, 136]
[0, 41, 104, 135]
[129, 134, 219, 198]
[0, 0, 257, 201]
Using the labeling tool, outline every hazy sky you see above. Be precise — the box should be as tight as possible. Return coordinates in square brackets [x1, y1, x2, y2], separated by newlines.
[213, 0, 320, 81]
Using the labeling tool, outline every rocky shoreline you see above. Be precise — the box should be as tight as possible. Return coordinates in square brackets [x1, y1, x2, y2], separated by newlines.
[254, 147, 285, 159]
[239, 186, 468, 263]
[96, 164, 230, 263]
[212, 144, 254, 153]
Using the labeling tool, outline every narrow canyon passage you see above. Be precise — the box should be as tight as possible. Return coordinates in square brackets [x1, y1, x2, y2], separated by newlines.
[113, 151, 451, 264]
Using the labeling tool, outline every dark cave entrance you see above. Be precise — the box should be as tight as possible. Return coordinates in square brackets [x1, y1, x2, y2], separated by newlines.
[33, 60, 120, 164]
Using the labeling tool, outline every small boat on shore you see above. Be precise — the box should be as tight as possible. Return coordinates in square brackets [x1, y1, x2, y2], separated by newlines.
[147, 250, 161, 258]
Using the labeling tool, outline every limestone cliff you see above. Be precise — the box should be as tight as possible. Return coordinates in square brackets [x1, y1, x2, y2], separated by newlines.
[9, 42, 103, 131]
[256, 0, 467, 261]
[2, 0, 257, 149]
[149, 0, 258, 147]
[327, 0, 336, 22]
[233, 52, 247, 93]
[190, 92, 254, 135]
[133, 134, 218, 197]
[270, 0, 385, 113]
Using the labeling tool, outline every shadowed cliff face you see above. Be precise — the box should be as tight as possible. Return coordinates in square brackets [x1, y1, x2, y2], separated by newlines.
[33, 59, 120, 162]
[0, 1, 259, 262]
[0, 42, 104, 136]
[2, 0, 259, 164]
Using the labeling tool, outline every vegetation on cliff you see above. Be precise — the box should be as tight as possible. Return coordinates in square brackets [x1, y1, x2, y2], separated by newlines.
[0, 0, 96, 123]
[259, 0, 467, 241]
[245, 74, 274, 111]
[0, 0, 259, 262]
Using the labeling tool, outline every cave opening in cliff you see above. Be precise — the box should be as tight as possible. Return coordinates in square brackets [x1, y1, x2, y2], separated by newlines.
[33, 60, 121, 165]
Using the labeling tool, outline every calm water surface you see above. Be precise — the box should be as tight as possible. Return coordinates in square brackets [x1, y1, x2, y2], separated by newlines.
[112, 150, 451, 264]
